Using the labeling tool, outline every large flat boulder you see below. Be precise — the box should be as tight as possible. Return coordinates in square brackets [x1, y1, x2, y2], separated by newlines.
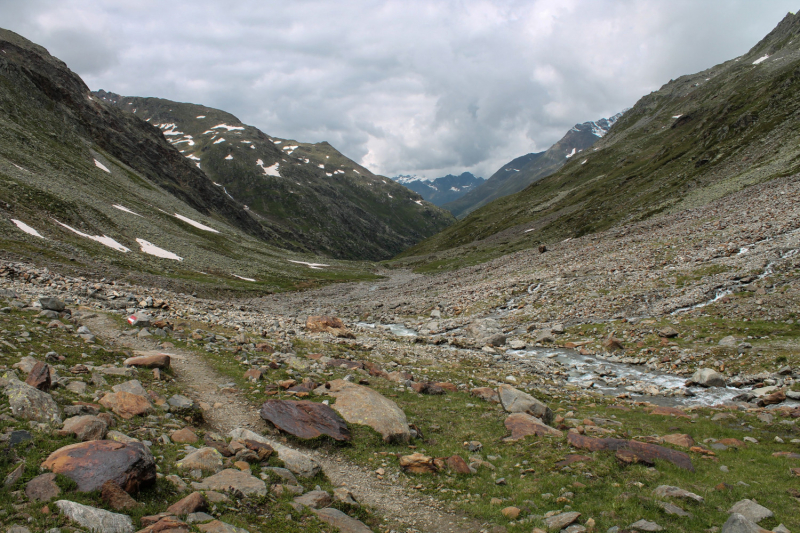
[229, 428, 320, 478]
[4, 379, 62, 424]
[259, 400, 350, 441]
[323, 380, 410, 442]
[314, 508, 372, 533]
[124, 354, 170, 369]
[504, 413, 562, 440]
[498, 384, 553, 424]
[42, 440, 156, 493]
[55, 500, 134, 533]
[692, 368, 726, 387]
[567, 433, 694, 471]
[176, 447, 224, 473]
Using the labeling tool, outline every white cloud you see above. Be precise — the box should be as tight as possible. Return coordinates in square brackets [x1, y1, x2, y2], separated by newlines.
[1, 0, 796, 179]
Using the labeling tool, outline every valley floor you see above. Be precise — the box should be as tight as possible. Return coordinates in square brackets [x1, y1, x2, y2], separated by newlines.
[0, 174, 798, 533]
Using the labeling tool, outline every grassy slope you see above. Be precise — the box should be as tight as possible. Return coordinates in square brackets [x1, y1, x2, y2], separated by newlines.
[395, 12, 800, 271]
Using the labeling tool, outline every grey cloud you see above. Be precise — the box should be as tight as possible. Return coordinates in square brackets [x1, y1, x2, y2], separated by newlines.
[0, 0, 796, 179]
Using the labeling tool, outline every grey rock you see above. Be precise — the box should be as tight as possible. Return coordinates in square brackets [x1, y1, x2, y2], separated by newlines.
[230, 428, 320, 478]
[294, 490, 332, 508]
[721, 513, 766, 533]
[112, 380, 146, 397]
[7, 527, 32, 533]
[653, 485, 704, 502]
[628, 520, 663, 531]
[719, 335, 737, 347]
[486, 333, 506, 346]
[544, 511, 581, 530]
[65, 381, 87, 395]
[692, 368, 726, 387]
[264, 466, 298, 486]
[191, 469, 267, 497]
[657, 501, 691, 517]
[314, 508, 372, 533]
[55, 500, 134, 533]
[128, 313, 151, 327]
[39, 297, 66, 312]
[177, 447, 224, 473]
[5, 379, 62, 424]
[728, 500, 773, 523]
[168, 394, 194, 409]
[186, 512, 215, 524]
[497, 384, 553, 424]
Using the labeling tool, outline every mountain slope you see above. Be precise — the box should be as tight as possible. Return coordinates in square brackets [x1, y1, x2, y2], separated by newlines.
[444, 115, 621, 218]
[394, 11, 800, 269]
[392, 172, 485, 206]
[0, 28, 376, 291]
[95, 92, 455, 261]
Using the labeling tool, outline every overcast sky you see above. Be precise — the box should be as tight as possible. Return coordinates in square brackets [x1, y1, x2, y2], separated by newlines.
[1, 1, 796, 179]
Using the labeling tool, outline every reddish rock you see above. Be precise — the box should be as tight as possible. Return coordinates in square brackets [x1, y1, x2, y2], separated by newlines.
[41, 440, 156, 493]
[255, 343, 274, 353]
[305, 315, 355, 338]
[101, 480, 139, 510]
[166, 491, 207, 516]
[410, 382, 445, 395]
[294, 490, 332, 509]
[99, 391, 153, 419]
[603, 337, 624, 351]
[58, 415, 108, 441]
[567, 432, 694, 471]
[616, 448, 655, 467]
[243, 369, 262, 382]
[123, 355, 170, 369]
[791, 468, 800, 477]
[399, 453, 437, 474]
[138, 516, 190, 533]
[170, 428, 198, 444]
[242, 439, 274, 460]
[504, 413, 563, 440]
[204, 437, 233, 457]
[649, 406, 691, 419]
[26, 361, 51, 391]
[555, 455, 594, 468]
[364, 362, 388, 378]
[446, 455, 472, 474]
[435, 382, 458, 393]
[758, 391, 786, 407]
[259, 399, 350, 441]
[470, 387, 500, 403]
[25, 473, 60, 502]
[719, 438, 746, 447]
[660, 434, 695, 448]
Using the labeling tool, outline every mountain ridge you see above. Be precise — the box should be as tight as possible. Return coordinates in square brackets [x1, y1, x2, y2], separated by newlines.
[391, 172, 485, 206]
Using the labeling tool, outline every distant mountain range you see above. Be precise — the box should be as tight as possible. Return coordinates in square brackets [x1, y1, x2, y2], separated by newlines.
[391, 173, 485, 206]
[444, 113, 622, 218]
[397, 11, 800, 267]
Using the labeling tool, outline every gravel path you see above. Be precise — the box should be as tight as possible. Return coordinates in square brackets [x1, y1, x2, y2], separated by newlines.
[83, 312, 482, 533]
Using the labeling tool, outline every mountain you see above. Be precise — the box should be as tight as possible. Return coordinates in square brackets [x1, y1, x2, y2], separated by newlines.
[394, 11, 800, 269]
[0, 27, 386, 291]
[391, 172, 485, 206]
[443, 114, 621, 218]
[94, 92, 454, 261]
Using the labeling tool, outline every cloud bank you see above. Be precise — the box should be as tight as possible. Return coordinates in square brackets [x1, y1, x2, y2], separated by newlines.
[1, 0, 796, 179]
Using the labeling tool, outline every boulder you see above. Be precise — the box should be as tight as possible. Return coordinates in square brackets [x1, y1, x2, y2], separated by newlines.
[719, 335, 737, 347]
[692, 368, 726, 388]
[127, 312, 152, 327]
[171, 427, 199, 444]
[728, 500, 773, 523]
[305, 316, 354, 338]
[721, 513, 770, 533]
[4, 379, 62, 424]
[176, 447, 224, 473]
[58, 415, 108, 441]
[99, 391, 152, 419]
[544, 511, 581, 530]
[42, 440, 156, 493]
[314, 508, 372, 533]
[101, 480, 139, 510]
[167, 491, 207, 516]
[660, 433, 695, 448]
[470, 387, 500, 403]
[497, 384, 553, 424]
[124, 354, 170, 368]
[112, 379, 147, 396]
[658, 326, 679, 338]
[25, 361, 51, 391]
[567, 433, 694, 471]
[653, 485, 704, 502]
[55, 500, 134, 533]
[628, 520, 663, 531]
[504, 413, 563, 440]
[486, 333, 506, 347]
[229, 428, 320, 478]
[294, 490, 332, 508]
[39, 297, 66, 312]
[324, 380, 410, 442]
[168, 394, 204, 424]
[259, 400, 350, 441]
[399, 453, 437, 473]
[25, 472, 60, 502]
[446, 455, 472, 474]
[191, 469, 267, 497]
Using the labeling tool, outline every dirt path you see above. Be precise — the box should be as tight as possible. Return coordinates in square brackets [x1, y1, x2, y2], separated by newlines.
[83, 312, 482, 533]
